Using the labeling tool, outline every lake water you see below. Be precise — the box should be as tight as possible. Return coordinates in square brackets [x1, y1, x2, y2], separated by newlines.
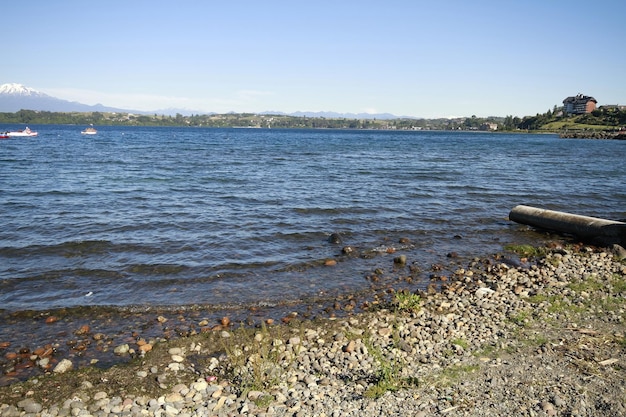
[1, 126, 625, 315]
[0, 125, 625, 381]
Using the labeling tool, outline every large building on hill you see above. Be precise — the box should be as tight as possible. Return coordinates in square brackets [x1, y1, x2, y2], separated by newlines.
[563, 94, 597, 114]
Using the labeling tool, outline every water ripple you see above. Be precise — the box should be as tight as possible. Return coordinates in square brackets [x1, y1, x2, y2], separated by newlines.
[1, 125, 624, 312]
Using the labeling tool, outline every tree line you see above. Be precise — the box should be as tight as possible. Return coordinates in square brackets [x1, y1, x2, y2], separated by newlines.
[1, 107, 624, 131]
[0, 109, 505, 131]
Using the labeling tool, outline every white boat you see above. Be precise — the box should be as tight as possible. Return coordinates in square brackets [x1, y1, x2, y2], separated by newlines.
[81, 126, 97, 135]
[6, 127, 38, 137]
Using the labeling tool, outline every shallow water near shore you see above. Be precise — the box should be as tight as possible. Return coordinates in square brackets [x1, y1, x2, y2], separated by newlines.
[1, 126, 625, 383]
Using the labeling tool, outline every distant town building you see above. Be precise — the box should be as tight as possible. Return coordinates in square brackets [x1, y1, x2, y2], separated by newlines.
[480, 122, 498, 131]
[563, 94, 597, 114]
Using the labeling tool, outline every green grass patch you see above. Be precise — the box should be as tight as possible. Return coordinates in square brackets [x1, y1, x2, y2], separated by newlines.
[612, 275, 626, 293]
[525, 294, 550, 304]
[362, 320, 419, 399]
[568, 278, 604, 293]
[363, 335, 403, 398]
[220, 322, 296, 393]
[253, 394, 275, 408]
[542, 121, 615, 131]
[364, 372, 420, 399]
[508, 311, 531, 327]
[475, 344, 498, 357]
[392, 290, 421, 313]
[596, 296, 626, 312]
[435, 364, 480, 386]
[364, 378, 400, 399]
[527, 335, 549, 347]
[526, 293, 586, 315]
[547, 300, 586, 315]
[451, 338, 469, 349]
[504, 244, 547, 258]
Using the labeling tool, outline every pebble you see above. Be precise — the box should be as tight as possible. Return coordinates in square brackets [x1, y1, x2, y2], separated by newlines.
[1, 246, 624, 417]
[171, 354, 185, 363]
[394, 255, 407, 265]
[52, 359, 73, 374]
[553, 395, 566, 407]
[17, 398, 42, 414]
[93, 392, 107, 400]
[113, 344, 130, 355]
[343, 340, 356, 353]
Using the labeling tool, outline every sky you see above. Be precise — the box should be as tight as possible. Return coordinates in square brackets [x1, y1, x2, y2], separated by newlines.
[4, 0, 625, 118]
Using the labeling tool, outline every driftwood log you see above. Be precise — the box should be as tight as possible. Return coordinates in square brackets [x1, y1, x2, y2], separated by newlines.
[509, 205, 626, 246]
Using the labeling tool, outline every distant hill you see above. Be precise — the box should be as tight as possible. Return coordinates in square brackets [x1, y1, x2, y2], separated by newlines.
[0, 83, 414, 120]
[262, 110, 415, 120]
[0, 83, 140, 114]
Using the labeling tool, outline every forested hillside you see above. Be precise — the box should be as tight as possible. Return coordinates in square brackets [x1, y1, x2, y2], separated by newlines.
[1, 107, 624, 132]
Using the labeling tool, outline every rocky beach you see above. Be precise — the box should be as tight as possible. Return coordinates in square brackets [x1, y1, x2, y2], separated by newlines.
[1, 243, 625, 417]
[558, 130, 626, 140]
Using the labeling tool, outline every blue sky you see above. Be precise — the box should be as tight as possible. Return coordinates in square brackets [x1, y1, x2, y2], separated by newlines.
[5, 1, 625, 118]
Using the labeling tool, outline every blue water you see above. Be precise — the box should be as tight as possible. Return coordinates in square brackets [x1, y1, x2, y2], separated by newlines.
[1, 125, 625, 313]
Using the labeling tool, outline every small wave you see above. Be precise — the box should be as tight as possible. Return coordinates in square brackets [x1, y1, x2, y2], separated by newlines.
[125, 263, 191, 275]
[0, 240, 115, 258]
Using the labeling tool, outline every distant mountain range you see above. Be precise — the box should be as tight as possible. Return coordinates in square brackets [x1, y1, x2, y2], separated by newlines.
[260, 110, 412, 120]
[0, 83, 143, 114]
[0, 83, 412, 120]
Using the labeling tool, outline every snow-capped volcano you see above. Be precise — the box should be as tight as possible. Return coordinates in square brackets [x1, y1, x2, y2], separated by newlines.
[0, 82, 136, 113]
[0, 83, 50, 97]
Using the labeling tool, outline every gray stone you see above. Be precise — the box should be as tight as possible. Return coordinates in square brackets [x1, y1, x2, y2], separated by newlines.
[17, 399, 42, 414]
[53, 358, 73, 373]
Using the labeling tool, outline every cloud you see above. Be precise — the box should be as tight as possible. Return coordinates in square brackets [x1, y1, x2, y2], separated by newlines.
[361, 108, 378, 114]
[42, 87, 276, 113]
[43, 87, 189, 110]
[235, 90, 274, 100]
